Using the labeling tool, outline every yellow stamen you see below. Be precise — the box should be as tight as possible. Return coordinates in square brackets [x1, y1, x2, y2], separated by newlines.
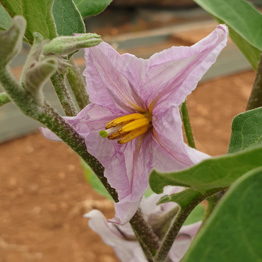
[101, 112, 152, 144]
[118, 126, 149, 144]
[106, 113, 145, 129]
[118, 118, 149, 134]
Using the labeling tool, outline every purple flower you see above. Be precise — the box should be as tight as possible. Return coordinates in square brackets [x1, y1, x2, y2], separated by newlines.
[41, 25, 228, 224]
[84, 187, 202, 262]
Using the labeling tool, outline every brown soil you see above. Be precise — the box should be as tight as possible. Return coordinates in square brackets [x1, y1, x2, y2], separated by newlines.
[0, 70, 255, 262]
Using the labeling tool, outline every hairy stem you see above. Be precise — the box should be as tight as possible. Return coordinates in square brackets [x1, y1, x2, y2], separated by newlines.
[130, 209, 160, 259]
[51, 72, 78, 116]
[0, 92, 11, 106]
[67, 59, 89, 109]
[181, 101, 196, 148]
[246, 54, 262, 110]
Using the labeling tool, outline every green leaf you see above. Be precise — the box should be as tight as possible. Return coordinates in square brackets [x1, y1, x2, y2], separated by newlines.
[229, 107, 262, 153]
[73, 0, 112, 18]
[182, 167, 262, 262]
[52, 0, 85, 36]
[194, 0, 262, 69]
[0, 0, 57, 44]
[81, 160, 112, 200]
[0, 3, 12, 30]
[149, 146, 262, 194]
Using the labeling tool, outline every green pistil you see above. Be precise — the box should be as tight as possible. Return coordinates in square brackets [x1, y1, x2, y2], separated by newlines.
[99, 130, 108, 138]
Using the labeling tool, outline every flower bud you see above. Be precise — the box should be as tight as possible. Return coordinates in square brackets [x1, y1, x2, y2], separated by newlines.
[0, 16, 26, 66]
[23, 57, 57, 105]
[42, 33, 102, 56]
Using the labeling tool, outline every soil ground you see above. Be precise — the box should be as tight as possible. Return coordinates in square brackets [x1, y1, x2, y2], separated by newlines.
[0, 70, 255, 262]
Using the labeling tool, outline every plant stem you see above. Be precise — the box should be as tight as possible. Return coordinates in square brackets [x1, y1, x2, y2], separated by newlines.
[246, 54, 262, 110]
[50, 72, 78, 116]
[0, 92, 11, 106]
[130, 209, 160, 258]
[67, 59, 89, 109]
[181, 101, 196, 148]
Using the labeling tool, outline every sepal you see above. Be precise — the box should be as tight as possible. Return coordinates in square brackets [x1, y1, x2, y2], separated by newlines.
[42, 33, 101, 56]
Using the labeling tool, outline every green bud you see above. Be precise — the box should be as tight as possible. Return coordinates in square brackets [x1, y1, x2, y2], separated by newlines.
[0, 16, 26, 66]
[20, 32, 47, 83]
[42, 33, 102, 56]
[23, 58, 57, 105]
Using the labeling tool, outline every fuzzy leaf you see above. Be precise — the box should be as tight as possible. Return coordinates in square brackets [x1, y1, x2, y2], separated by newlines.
[0, 0, 57, 44]
[182, 167, 262, 262]
[149, 146, 262, 194]
[194, 0, 262, 69]
[73, 0, 112, 18]
[229, 107, 262, 153]
[0, 3, 12, 30]
[52, 0, 85, 36]
[0, 16, 26, 66]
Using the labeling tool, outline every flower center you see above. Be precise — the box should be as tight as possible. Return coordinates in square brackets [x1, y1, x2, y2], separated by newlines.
[99, 113, 152, 144]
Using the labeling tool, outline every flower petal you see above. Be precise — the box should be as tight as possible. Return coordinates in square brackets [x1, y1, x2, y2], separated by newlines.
[143, 25, 228, 109]
[152, 105, 209, 172]
[84, 42, 147, 113]
[110, 134, 156, 224]
[85, 210, 146, 262]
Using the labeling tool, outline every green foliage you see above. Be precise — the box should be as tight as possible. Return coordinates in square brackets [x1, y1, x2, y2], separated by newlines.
[73, 0, 112, 18]
[42, 33, 101, 56]
[52, 0, 85, 36]
[182, 167, 262, 262]
[0, 3, 11, 30]
[0, 16, 26, 66]
[150, 145, 262, 193]
[81, 160, 113, 200]
[194, 0, 262, 69]
[229, 107, 262, 153]
[0, 0, 57, 44]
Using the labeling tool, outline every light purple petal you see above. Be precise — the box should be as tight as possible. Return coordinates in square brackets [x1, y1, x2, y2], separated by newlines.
[111, 134, 155, 224]
[85, 210, 146, 262]
[152, 105, 209, 172]
[143, 25, 228, 109]
[84, 42, 147, 113]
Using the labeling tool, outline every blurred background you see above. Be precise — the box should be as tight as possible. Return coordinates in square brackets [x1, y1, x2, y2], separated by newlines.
[0, 1, 260, 261]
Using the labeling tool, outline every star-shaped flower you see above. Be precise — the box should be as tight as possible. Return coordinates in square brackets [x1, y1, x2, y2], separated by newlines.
[42, 25, 228, 224]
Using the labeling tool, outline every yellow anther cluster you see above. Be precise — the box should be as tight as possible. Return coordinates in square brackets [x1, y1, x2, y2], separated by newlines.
[103, 113, 152, 144]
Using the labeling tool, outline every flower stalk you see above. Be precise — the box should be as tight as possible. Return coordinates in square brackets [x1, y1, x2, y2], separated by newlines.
[246, 54, 262, 110]
[50, 72, 78, 116]
[67, 59, 89, 109]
